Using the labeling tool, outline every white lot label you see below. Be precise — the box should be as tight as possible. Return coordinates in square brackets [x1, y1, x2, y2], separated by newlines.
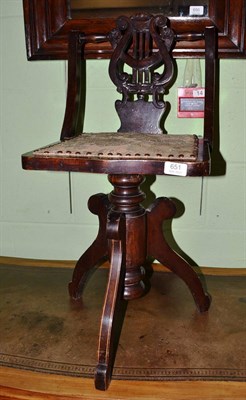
[189, 6, 204, 16]
[164, 162, 188, 176]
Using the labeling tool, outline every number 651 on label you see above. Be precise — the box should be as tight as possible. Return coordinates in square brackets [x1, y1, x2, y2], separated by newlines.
[164, 162, 188, 176]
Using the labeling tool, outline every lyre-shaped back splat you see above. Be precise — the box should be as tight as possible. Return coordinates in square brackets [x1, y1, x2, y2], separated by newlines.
[108, 13, 175, 134]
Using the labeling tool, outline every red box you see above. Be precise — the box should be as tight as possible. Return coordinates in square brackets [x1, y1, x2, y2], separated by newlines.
[178, 87, 205, 118]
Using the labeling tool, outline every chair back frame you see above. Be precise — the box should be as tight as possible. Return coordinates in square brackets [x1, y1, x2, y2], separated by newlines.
[60, 14, 217, 149]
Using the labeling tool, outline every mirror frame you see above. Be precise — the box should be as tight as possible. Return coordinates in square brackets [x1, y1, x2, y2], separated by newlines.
[23, 0, 246, 60]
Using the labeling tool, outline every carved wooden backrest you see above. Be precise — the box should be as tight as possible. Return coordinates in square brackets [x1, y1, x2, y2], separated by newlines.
[60, 14, 217, 147]
[108, 13, 175, 134]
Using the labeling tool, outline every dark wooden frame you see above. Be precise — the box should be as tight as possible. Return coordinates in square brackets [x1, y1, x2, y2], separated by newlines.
[22, 0, 246, 60]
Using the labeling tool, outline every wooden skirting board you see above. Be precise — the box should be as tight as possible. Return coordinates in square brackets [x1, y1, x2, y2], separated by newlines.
[0, 368, 245, 400]
[0, 256, 246, 275]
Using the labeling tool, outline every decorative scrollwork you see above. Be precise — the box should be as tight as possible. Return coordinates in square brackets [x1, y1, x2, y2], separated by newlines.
[109, 13, 175, 109]
[108, 28, 122, 50]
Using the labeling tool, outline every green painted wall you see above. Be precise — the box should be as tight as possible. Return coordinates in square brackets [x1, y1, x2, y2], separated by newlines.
[0, 1, 245, 267]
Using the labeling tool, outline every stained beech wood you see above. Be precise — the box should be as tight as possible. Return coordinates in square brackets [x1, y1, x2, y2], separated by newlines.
[22, 147, 210, 176]
[95, 212, 126, 390]
[68, 174, 210, 388]
[68, 193, 110, 299]
[147, 198, 210, 312]
[21, 14, 219, 390]
[22, 23, 216, 175]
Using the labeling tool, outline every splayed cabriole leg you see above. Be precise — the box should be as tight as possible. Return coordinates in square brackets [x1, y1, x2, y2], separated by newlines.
[147, 197, 210, 313]
[94, 174, 149, 390]
[68, 193, 111, 299]
[95, 212, 127, 391]
[69, 177, 211, 391]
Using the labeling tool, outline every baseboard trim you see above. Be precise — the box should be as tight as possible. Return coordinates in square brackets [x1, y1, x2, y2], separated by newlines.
[0, 256, 245, 276]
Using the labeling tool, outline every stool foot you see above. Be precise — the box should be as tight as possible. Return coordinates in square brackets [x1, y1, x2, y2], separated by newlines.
[95, 212, 126, 390]
[68, 193, 110, 299]
[147, 197, 211, 313]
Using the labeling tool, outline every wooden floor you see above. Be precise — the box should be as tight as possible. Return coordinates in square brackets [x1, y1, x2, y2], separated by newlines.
[0, 367, 245, 400]
[0, 257, 245, 400]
